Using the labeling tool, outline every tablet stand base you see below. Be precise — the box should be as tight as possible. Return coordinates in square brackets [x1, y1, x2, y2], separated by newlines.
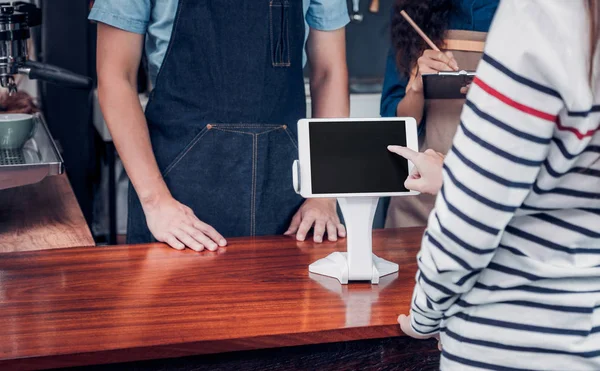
[308, 197, 399, 284]
[309, 251, 399, 285]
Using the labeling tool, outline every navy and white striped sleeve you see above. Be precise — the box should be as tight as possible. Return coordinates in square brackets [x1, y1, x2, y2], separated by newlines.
[409, 0, 565, 335]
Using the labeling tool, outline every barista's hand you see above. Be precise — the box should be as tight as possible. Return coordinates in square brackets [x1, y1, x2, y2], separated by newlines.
[408, 50, 459, 94]
[388, 146, 445, 195]
[142, 195, 227, 251]
[285, 198, 346, 243]
[398, 314, 442, 351]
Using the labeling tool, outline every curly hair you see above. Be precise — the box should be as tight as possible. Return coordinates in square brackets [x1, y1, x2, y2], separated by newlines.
[391, 0, 453, 77]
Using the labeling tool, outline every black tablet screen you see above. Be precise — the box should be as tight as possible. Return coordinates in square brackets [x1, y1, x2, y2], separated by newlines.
[309, 121, 410, 194]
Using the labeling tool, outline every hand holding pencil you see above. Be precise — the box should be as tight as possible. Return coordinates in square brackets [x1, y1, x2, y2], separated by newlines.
[400, 10, 460, 94]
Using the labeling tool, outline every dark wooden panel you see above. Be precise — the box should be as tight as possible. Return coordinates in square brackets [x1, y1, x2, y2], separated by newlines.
[0, 228, 429, 370]
[65, 337, 440, 371]
[0, 174, 95, 253]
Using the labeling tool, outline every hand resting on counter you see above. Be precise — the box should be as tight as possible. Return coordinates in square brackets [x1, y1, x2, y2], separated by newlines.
[285, 198, 346, 243]
[387, 146, 444, 195]
[143, 194, 227, 251]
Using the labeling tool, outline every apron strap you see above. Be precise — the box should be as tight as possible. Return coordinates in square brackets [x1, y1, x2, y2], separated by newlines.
[443, 30, 487, 53]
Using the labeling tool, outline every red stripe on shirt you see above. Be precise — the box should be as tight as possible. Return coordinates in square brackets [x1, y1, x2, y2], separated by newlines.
[555, 117, 598, 140]
[473, 77, 557, 122]
[474, 77, 599, 139]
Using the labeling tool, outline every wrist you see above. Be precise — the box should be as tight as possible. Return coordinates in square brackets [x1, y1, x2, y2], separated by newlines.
[137, 182, 171, 211]
[306, 197, 336, 208]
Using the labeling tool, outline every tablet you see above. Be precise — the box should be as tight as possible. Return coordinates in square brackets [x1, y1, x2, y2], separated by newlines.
[423, 70, 475, 99]
[294, 118, 419, 198]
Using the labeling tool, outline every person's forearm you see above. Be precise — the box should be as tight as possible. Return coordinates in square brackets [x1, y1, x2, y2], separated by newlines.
[308, 61, 349, 211]
[98, 80, 170, 208]
[396, 87, 425, 124]
[309, 68, 349, 118]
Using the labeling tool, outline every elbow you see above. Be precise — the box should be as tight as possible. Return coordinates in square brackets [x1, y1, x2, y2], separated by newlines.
[96, 75, 110, 99]
[96, 57, 139, 96]
[310, 63, 348, 92]
[97, 70, 137, 104]
[96, 75, 117, 110]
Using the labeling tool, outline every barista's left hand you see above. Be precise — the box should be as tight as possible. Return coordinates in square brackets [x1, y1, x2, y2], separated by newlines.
[285, 199, 346, 243]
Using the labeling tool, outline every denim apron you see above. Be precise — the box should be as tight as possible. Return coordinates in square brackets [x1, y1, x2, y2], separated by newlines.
[127, 0, 306, 243]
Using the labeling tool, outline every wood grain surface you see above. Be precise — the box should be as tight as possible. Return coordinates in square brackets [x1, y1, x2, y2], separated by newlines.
[0, 174, 94, 253]
[69, 337, 440, 371]
[0, 228, 435, 370]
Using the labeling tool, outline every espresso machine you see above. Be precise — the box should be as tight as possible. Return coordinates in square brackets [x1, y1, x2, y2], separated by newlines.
[0, 2, 91, 93]
[0, 1, 92, 190]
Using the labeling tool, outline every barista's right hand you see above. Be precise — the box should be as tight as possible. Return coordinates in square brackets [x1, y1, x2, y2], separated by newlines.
[142, 195, 227, 252]
[408, 50, 459, 94]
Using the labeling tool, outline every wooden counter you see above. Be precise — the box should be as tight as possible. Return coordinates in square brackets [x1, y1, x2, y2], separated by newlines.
[0, 175, 94, 253]
[0, 228, 440, 371]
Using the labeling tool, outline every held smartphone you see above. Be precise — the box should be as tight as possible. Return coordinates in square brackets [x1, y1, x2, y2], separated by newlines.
[423, 70, 476, 99]
[294, 118, 419, 198]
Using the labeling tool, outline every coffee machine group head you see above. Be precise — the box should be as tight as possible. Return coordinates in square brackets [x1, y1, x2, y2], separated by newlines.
[0, 2, 91, 94]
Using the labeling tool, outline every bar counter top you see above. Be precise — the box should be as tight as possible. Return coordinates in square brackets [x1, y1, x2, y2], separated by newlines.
[0, 228, 440, 370]
[0, 174, 94, 253]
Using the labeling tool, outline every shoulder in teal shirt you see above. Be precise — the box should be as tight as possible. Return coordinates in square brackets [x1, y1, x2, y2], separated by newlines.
[90, 0, 350, 86]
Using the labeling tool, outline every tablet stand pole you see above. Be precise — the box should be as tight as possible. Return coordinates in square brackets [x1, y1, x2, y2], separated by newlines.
[308, 197, 399, 284]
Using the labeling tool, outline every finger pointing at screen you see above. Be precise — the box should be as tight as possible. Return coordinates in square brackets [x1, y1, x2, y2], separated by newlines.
[387, 146, 445, 195]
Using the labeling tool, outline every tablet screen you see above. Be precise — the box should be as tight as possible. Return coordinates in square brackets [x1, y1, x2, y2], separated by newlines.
[309, 121, 409, 194]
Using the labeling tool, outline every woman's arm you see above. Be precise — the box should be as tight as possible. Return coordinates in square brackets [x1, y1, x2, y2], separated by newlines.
[97, 24, 226, 251]
[406, 0, 564, 336]
[381, 47, 458, 125]
[381, 48, 427, 124]
[380, 48, 411, 117]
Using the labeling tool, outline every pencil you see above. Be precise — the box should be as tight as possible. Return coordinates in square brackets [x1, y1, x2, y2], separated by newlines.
[400, 10, 441, 52]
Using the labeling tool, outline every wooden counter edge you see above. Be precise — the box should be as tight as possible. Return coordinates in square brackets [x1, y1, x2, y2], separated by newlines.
[1, 325, 404, 370]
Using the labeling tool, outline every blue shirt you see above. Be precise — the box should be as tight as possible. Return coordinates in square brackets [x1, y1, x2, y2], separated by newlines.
[89, 0, 350, 86]
[380, 0, 499, 123]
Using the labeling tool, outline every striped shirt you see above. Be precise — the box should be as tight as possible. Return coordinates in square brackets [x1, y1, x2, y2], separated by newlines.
[409, 1, 600, 370]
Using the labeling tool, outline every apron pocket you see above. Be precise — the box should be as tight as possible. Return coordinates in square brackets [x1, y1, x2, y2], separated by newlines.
[269, 0, 291, 67]
[282, 125, 298, 149]
[162, 125, 210, 177]
[157, 123, 298, 237]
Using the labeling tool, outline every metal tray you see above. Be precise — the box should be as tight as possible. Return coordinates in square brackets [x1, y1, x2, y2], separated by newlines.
[0, 114, 64, 190]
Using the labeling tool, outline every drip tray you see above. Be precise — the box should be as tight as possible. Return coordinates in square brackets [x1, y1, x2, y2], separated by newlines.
[0, 149, 26, 165]
[0, 115, 64, 190]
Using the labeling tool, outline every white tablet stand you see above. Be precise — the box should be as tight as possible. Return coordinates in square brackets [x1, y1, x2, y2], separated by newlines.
[292, 118, 418, 286]
[308, 197, 399, 284]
